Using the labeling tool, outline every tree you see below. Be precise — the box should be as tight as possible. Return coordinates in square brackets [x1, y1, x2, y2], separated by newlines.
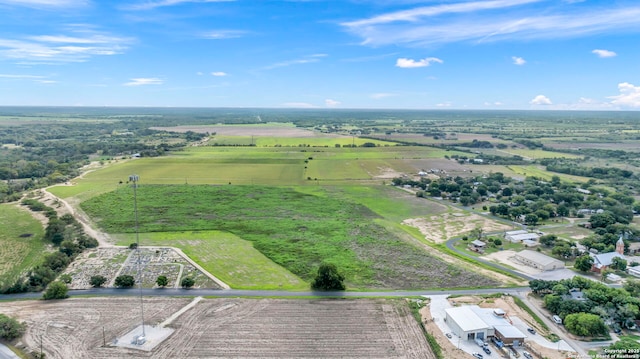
[610, 257, 627, 271]
[564, 313, 607, 337]
[90, 275, 107, 288]
[311, 263, 345, 291]
[574, 255, 594, 272]
[180, 276, 195, 288]
[42, 281, 68, 300]
[539, 234, 557, 247]
[156, 275, 168, 287]
[0, 314, 26, 340]
[114, 275, 135, 288]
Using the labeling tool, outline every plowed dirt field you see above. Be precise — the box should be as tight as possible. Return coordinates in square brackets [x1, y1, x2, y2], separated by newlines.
[2, 297, 435, 359]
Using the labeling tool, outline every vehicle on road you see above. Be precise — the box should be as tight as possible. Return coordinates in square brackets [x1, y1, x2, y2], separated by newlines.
[523, 351, 533, 359]
[483, 346, 491, 355]
[446, 333, 452, 339]
[552, 315, 562, 324]
[472, 353, 484, 359]
[527, 327, 536, 334]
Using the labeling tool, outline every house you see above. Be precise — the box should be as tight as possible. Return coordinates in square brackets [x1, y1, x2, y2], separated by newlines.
[590, 237, 625, 273]
[628, 266, 640, 278]
[514, 250, 564, 271]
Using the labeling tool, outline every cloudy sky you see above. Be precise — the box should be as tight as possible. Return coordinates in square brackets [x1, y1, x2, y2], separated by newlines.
[1, 0, 639, 109]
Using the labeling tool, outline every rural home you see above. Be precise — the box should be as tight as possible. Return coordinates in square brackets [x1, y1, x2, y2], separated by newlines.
[514, 250, 564, 271]
[628, 266, 640, 278]
[445, 306, 526, 346]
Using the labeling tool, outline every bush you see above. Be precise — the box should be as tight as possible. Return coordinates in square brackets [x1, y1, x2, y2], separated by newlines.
[90, 275, 107, 288]
[129, 243, 138, 249]
[42, 281, 68, 300]
[0, 314, 26, 340]
[180, 277, 195, 288]
[58, 274, 72, 284]
[114, 275, 135, 288]
[156, 275, 168, 287]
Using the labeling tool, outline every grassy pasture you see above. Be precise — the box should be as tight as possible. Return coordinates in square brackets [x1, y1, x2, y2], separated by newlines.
[506, 165, 590, 182]
[81, 185, 500, 290]
[113, 230, 307, 290]
[501, 148, 582, 159]
[0, 204, 47, 287]
[49, 145, 461, 199]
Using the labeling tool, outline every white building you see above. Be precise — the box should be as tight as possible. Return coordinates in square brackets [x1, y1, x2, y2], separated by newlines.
[514, 250, 564, 271]
[507, 233, 540, 243]
[445, 305, 526, 345]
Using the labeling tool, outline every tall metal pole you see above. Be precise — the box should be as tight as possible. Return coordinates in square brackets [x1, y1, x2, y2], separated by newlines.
[130, 175, 146, 340]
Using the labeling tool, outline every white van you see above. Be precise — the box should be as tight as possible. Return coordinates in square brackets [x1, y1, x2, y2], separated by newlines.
[552, 315, 562, 324]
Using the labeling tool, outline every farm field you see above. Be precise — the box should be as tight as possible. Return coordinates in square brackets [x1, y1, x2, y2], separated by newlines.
[80, 185, 502, 290]
[1, 297, 435, 359]
[0, 204, 47, 287]
[505, 165, 590, 182]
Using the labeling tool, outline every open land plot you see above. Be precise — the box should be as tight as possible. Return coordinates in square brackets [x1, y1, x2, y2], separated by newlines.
[112, 231, 307, 290]
[81, 185, 502, 289]
[403, 210, 513, 244]
[1, 297, 434, 359]
[0, 204, 48, 287]
[544, 141, 640, 152]
[499, 148, 582, 159]
[150, 123, 320, 137]
[506, 165, 590, 183]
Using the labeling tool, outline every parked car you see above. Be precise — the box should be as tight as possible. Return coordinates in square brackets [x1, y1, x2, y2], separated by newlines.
[483, 346, 491, 355]
[527, 327, 536, 334]
[472, 353, 484, 359]
[523, 351, 533, 359]
[445, 333, 452, 339]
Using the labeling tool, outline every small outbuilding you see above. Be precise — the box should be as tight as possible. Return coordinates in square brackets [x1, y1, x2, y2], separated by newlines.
[507, 233, 540, 243]
[514, 250, 564, 271]
[494, 325, 526, 346]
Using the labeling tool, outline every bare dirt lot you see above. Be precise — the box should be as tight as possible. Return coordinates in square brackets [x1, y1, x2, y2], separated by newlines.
[2, 297, 434, 359]
[403, 212, 512, 244]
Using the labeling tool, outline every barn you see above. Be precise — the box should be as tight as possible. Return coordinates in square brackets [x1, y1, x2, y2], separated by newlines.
[514, 250, 564, 271]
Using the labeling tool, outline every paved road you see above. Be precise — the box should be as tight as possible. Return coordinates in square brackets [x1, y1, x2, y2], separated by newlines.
[0, 344, 19, 359]
[1, 286, 531, 301]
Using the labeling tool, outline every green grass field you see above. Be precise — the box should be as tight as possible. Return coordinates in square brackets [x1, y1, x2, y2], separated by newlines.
[81, 185, 500, 290]
[113, 230, 307, 290]
[506, 165, 590, 183]
[0, 204, 48, 288]
[501, 148, 582, 159]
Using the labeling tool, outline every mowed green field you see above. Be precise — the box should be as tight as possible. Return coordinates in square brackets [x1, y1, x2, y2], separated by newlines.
[82, 185, 500, 290]
[48, 145, 455, 199]
[0, 204, 47, 287]
[506, 165, 590, 182]
[112, 230, 307, 290]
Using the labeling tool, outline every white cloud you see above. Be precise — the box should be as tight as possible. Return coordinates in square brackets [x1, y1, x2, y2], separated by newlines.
[608, 82, 640, 108]
[484, 101, 503, 106]
[202, 30, 247, 40]
[396, 57, 443, 68]
[436, 102, 452, 107]
[325, 99, 340, 107]
[530, 94, 552, 105]
[123, 77, 163, 86]
[0, 29, 133, 64]
[342, 1, 640, 47]
[264, 54, 327, 70]
[196, 71, 203, 75]
[0, 74, 45, 79]
[125, 0, 235, 11]
[211, 71, 227, 77]
[512, 56, 526, 65]
[370, 93, 396, 99]
[592, 49, 617, 58]
[282, 102, 316, 108]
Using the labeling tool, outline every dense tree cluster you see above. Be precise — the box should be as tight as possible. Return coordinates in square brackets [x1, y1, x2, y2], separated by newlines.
[530, 277, 640, 336]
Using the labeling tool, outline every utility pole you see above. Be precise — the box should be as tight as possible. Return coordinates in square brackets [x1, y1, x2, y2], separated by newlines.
[129, 175, 146, 343]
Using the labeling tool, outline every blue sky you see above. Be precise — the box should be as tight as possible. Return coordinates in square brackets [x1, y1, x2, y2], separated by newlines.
[1, 0, 639, 110]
